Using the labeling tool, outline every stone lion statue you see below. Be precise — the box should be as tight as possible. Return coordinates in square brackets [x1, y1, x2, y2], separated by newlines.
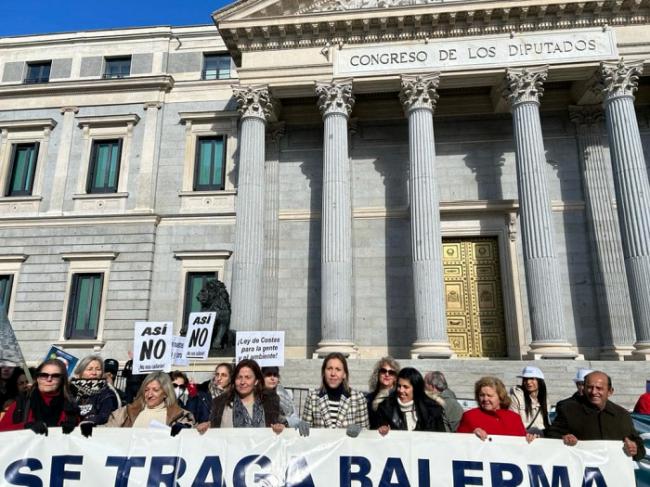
[197, 278, 235, 352]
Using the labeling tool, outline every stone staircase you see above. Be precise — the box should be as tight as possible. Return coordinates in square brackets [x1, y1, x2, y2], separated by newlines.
[276, 359, 649, 410]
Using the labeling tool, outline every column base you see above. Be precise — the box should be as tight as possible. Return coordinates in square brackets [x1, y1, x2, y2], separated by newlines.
[600, 345, 635, 361]
[525, 342, 582, 360]
[629, 342, 650, 361]
[313, 342, 358, 358]
[410, 341, 456, 359]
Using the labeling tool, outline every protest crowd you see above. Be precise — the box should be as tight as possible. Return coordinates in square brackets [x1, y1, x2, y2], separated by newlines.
[0, 353, 647, 466]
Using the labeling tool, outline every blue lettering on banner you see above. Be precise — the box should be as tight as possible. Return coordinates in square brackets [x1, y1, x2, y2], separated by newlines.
[378, 457, 410, 487]
[4, 458, 43, 487]
[106, 456, 147, 487]
[191, 456, 225, 487]
[582, 467, 607, 487]
[340, 456, 372, 487]
[453, 460, 484, 486]
[148, 457, 187, 487]
[418, 459, 431, 487]
[51, 456, 83, 487]
[285, 456, 315, 487]
[528, 464, 570, 487]
[490, 463, 524, 487]
[233, 455, 272, 487]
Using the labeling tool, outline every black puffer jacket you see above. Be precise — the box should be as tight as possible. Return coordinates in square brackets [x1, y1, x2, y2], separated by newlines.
[376, 393, 446, 432]
[70, 379, 120, 425]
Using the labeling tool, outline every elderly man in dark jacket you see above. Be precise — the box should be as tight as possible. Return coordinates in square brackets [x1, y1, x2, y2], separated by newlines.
[546, 371, 645, 461]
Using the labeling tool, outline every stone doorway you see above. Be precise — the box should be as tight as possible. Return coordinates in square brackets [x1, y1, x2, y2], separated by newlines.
[443, 237, 507, 357]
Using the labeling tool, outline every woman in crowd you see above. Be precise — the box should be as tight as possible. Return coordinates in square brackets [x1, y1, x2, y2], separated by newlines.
[200, 362, 233, 399]
[207, 359, 284, 433]
[0, 359, 78, 434]
[457, 376, 530, 441]
[170, 370, 211, 423]
[376, 367, 445, 434]
[70, 355, 120, 429]
[366, 357, 400, 429]
[509, 366, 550, 436]
[302, 352, 369, 436]
[261, 367, 296, 420]
[107, 371, 194, 435]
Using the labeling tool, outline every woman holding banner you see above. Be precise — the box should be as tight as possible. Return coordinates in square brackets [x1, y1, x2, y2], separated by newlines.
[207, 359, 285, 433]
[106, 371, 195, 436]
[70, 355, 121, 430]
[457, 376, 532, 442]
[376, 367, 445, 434]
[366, 357, 400, 429]
[302, 352, 369, 436]
[0, 359, 79, 434]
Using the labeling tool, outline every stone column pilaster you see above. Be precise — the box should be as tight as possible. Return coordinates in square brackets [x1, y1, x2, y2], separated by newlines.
[314, 79, 356, 357]
[230, 85, 276, 332]
[502, 66, 577, 358]
[569, 105, 636, 359]
[400, 74, 454, 358]
[600, 59, 650, 359]
[47, 106, 78, 214]
[136, 101, 162, 211]
[263, 122, 284, 329]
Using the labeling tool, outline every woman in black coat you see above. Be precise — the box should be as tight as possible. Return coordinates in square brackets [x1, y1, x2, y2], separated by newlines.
[377, 367, 446, 434]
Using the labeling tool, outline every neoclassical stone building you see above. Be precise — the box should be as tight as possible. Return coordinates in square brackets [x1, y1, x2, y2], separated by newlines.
[1, 0, 649, 364]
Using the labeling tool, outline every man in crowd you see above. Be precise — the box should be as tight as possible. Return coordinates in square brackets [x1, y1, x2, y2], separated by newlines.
[424, 371, 464, 432]
[555, 367, 593, 408]
[546, 371, 645, 461]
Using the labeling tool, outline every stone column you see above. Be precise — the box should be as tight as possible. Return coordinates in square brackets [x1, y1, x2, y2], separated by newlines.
[569, 105, 636, 359]
[502, 66, 577, 358]
[263, 122, 284, 329]
[399, 74, 454, 358]
[47, 106, 78, 214]
[600, 60, 650, 359]
[314, 79, 356, 356]
[230, 85, 275, 332]
[136, 101, 162, 211]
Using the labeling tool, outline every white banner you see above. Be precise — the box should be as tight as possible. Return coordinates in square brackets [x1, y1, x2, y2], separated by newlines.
[0, 429, 634, 486]
[132, 321, 173, 374]
[182, 312, 216, 360]
[236, 331, 284, 366]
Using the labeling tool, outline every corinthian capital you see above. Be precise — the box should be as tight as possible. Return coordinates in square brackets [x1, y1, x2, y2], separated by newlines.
[399, 73, 440, 113]
[315, 79, 354, 117]
[568, 105, 604, 127]
[502, 66, 548, 107]
[600, 59, 643, 101]
[233, 85, 276, 121]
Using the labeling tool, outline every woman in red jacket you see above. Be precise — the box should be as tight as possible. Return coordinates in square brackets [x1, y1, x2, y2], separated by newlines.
[457, 376, 533, 442]
[0, 359, 79, 434]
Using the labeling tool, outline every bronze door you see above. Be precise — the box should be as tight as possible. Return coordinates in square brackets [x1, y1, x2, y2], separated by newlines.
[443, 238, 507, 357]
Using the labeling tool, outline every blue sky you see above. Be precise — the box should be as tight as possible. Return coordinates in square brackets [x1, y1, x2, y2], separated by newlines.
[0, 0, 234, 37]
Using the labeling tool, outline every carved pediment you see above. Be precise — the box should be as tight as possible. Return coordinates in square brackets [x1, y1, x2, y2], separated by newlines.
[298, 0, 445, 14]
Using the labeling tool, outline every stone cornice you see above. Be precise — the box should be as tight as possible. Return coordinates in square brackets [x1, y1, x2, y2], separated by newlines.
[0, 75, 174, 98]
[215, 0, 650, 57]
[76, 114, 140, 128]
[0, 118, 57, 131]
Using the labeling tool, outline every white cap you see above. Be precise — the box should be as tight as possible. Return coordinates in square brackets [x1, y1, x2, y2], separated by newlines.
[517, 365, 545, 380]
[573, 368, 593, 383]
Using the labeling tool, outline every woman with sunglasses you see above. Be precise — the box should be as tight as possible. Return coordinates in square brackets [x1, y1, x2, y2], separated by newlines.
[366, 357, 400, 429]
[106, 371, 195, 436]
[170, 371, 211, 423]
[376, 367, 446, 435]
[0, 359, 79, 434]
[70, 355, 121, 431]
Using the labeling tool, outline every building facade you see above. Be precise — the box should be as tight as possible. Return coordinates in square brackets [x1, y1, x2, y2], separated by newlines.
[1, 0, 649, 364]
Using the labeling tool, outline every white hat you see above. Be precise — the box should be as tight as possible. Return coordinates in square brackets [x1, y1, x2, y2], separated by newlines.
[573, 368, 593, 383]
[517, 365, 544, 380]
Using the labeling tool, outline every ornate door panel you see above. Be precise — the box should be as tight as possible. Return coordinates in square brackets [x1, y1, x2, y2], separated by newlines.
[443, 238, 507, 357]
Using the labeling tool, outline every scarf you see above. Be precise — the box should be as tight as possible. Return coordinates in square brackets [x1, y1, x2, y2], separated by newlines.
[209, 381, 226, 400]
[372, 388, 391, 411]
[231, 394, 265, 428]
[30, 391, 65, 427]
[70, 378, 107, 398]
[398, 398, 417, 431]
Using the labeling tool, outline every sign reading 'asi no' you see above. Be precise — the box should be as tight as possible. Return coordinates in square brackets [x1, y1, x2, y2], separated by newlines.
[334, 27, 618, 76]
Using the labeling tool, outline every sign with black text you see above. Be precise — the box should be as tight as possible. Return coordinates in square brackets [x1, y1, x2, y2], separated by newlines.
[236, 331, 284, 366]
[132, 321, 173, 374]
[182, 312, 216, 360]
[172, 335, 189, 366]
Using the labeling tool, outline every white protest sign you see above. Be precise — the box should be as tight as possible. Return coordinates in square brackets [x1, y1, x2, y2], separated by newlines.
[236, 331, 284, 366]
[171, 335, 189, 366]
[132, 321, 173, 374]
[182, 312, 216, 360]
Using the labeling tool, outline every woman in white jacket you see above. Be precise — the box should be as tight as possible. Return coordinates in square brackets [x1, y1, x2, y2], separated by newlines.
[509, 365, 550, 436]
